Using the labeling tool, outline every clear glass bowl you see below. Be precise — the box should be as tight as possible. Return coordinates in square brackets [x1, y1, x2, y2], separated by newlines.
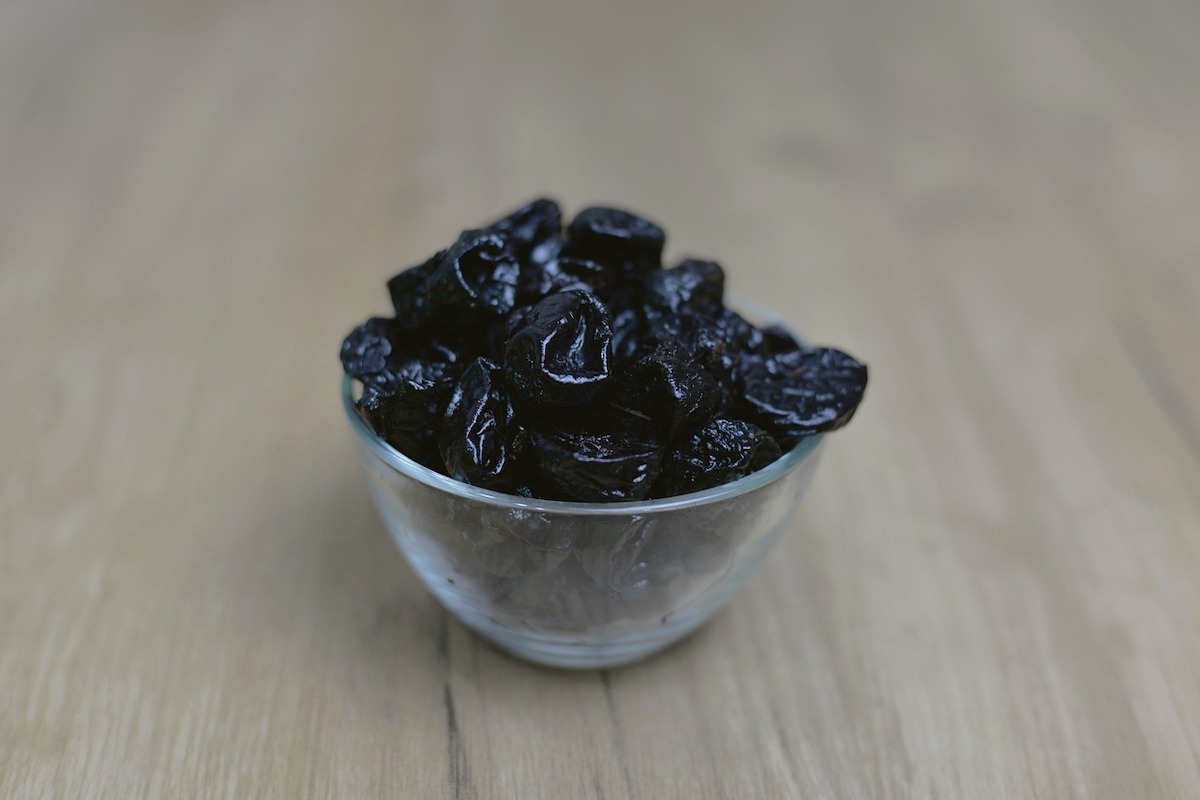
[342, 371, 825, 670]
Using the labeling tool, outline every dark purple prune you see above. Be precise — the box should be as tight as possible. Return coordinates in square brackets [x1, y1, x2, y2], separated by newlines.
[740, 347, 868, 448]
[714, 307, 764, 355]
[761, 323, 802, 355]
[653, 418, 782, 498]
[609, 306, 644, 367]
[387, 251, 443, 332]
[518, 256, 610, 301]
[504, 290, 613, 407]
[428, 229, 520, 320]
[356, 349, 461, 433]
[642, 313, 738, 410]
[340, 317, 398, 385]
[529, 429, 664, 502]
[484, 304, 533, 361]
[529, 236, 563, 267]
[611, 340, 721, 441]
[643, 259, 725, 318]
[562, 206, 665, 274]
[485, 198, 562, 257]
[382, 426, 445, 473]
[438, 357, 527, 490]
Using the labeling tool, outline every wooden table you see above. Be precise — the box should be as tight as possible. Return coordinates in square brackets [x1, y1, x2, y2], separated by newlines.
[4, 0, 1199, 796]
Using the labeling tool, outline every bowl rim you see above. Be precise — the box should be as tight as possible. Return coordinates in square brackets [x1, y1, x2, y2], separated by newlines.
[342, 374, 823, 514]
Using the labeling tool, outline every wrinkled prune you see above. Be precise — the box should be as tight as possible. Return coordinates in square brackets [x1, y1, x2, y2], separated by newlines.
[519, 256, 610, 301]
[387, 252, 442, 332]
[529, 429, 664, 502]
[428, 229, 520, 319]
[356, 353, 460, 434]
[643, 259, 725, 318]
[343, 199, 868, 503]
[613, 340, 721, 441]
[484, 304, 533, 362]
[609, 306, 644, 367]
[485, 197, 562, 257]
[741, 347, 868, 447]
[654, 418, 782, 497]
[439, 358, 526, 490]
[505, 290, 613, 407]
[340, 317, 398, 385]
[714, 307, 764, 355]
[642, 313, 739, 409]
[563, 207, 665, 274]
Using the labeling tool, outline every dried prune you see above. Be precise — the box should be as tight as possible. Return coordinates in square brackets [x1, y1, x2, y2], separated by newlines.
[761, 323, 801, 355]
[642, 313, 739, 410]
[484, 304, 533, 362]
[439, 357, 526, 490]
[529, 236, 563, 267]
[504, 290, 613, 407]
[740, 347, 868, 447]
[485, 197, 562, 257]
[654, 418, 782, 497]
[519, 256, 610, 301]
[609, 306, 644, 367]
[356, 347, 461, 434]
[342, 199, 869, 501]
[428, 229, 520, 320]
[612, 340, 721, 441]
[340, 317, 398, 385]
[714, 307, 764, 355]
[387, 252, 442, 332]
[643, 259, 725, 318]
[563, 207, 665, 274]
[529, 429, 664, 502]
[381, 426, 445, 472]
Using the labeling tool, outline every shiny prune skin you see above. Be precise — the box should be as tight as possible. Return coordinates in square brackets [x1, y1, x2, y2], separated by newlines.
[612, 340, 721, 442]
[439, 358, 526, 490]
[428, 229, 520, 320]
[387, 252, 442, 332]
[562, 207, 665, 274]
[740, 347, 868, 448]
[519, 256, 611, 302]
[653, 418, 782, 498]
[608, 306, 644, 368]
[340, 317, 398, 385]
[343, 199, 869, 502]
[715, 308, 764, 354]
[504, 290, 613, 407]
[641, 313, 738, 410]
[356, 346, 461, 433]
[643, 259, 725, 319]
[529, 429, 664, 502]
[484, 197, 562, 257]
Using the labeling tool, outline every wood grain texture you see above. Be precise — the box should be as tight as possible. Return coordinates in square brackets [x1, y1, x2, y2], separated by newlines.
[3, 0, 1199, 797]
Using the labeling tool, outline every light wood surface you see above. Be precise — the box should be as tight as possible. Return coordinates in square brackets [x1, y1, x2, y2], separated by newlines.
[4, 0, 1200, 797]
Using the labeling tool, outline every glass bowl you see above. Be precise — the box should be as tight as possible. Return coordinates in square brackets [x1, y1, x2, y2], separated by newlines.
[342, 373, 825, 669]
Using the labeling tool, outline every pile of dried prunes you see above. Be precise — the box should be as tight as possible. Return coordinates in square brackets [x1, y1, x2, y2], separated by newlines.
[340, 199, 867, 501]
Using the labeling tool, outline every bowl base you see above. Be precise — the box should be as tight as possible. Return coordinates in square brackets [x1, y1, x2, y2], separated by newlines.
[450, 604, 720, 669]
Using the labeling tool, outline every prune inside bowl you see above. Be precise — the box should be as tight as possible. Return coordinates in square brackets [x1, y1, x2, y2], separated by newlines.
[342, 301, 826, 669]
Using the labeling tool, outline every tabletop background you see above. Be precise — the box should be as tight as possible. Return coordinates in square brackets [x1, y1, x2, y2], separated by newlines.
[4, 0, 1200, 797]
